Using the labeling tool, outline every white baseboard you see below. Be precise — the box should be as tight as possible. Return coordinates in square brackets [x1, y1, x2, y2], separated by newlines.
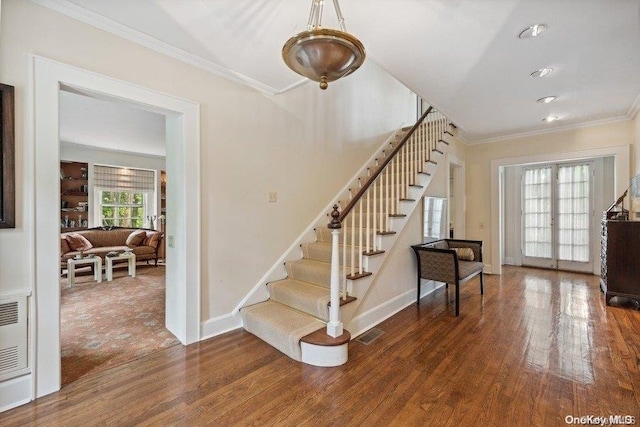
[200, 312, 242, 341]
[503, 257, 516, 265]
[0, 374, 32, 413]
[347, 280, 445, 338]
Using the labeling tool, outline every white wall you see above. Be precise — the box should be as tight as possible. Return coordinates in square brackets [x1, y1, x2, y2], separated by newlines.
[348, 134, 467, 330]
[466, 120, 633, 273]
[0, 0, 418, 404]
[0, 0, 414, 310]
[503, 166, 519, 265]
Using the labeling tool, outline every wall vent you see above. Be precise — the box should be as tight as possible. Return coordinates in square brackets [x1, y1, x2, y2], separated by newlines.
[0, 296, 28, 380]
[0, 346, 19, 373]
[0, 301, 19, 326]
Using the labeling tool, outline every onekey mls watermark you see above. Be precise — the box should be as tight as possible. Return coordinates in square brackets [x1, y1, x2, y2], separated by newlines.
[565, 415, 636, 425]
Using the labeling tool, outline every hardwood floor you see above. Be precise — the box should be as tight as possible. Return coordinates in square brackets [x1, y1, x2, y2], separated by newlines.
[3, 266, 640, 426]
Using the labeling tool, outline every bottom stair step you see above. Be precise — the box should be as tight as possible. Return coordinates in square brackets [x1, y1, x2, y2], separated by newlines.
[241, 300, 325, 361]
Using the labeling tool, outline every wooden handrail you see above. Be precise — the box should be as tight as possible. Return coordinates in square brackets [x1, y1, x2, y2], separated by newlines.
[338, 106, 434, 222]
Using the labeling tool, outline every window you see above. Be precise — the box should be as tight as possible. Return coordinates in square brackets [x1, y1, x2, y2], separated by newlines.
[100, 190, 145, 227]
[94, 165, 156, 228]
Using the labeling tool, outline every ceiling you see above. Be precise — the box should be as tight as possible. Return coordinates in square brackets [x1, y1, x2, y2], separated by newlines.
[59, 88, 167, 156]
[38, 0, 640, 143]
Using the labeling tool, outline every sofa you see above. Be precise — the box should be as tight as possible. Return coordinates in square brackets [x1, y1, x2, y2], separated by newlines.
[411, 239, 484, 316]
[61, 226, 163, 271]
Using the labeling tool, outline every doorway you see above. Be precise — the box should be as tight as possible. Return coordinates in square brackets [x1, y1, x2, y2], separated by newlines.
[491, 146, 628, 276]
[31, 56, 201, 398]
[447, 155, 465, 239]
[57, 87, 176, 384]
[521, 162, 593, 273]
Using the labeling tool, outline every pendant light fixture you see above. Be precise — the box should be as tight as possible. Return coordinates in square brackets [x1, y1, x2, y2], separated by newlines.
[282, 0, 366, 90]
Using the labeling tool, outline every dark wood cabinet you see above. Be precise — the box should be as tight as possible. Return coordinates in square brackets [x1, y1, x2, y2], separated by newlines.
[600, 220, 640, 304]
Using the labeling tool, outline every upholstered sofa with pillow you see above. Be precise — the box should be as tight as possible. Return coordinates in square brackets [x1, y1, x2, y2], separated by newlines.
[61, 227, 163, 270]
[411, 239, 484, 316]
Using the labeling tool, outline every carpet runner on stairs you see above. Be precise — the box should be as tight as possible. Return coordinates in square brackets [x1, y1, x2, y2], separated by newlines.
[242, 230, 346, 361]
[242, 300, 325, 361]
[241, 118, 452, 364]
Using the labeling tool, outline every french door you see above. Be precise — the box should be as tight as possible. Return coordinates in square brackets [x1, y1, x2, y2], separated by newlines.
[521, 162, 593, 272]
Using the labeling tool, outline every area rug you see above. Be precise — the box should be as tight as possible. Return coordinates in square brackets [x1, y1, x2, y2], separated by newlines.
[60, 264, 180, 385]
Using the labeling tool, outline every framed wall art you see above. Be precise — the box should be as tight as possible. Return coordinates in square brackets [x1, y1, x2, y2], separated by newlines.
[0, 83, 15, 229]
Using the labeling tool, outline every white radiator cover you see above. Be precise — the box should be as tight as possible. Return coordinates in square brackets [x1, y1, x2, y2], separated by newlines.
[0, 296, 28, 381]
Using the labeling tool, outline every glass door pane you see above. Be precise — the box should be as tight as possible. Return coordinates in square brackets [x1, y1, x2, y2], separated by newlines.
[522, 167, 553, 263]
[521, 162, 592, 272]
[556, 164, 591, 271]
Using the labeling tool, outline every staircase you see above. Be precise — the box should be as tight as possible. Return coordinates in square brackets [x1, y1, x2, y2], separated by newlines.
[241, 107, 453, 366]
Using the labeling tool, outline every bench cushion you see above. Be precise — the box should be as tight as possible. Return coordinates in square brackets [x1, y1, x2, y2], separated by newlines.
[458, 260, 484, 281]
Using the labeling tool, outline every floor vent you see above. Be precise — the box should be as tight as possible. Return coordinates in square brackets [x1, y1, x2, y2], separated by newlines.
[356, 328, 384, 345]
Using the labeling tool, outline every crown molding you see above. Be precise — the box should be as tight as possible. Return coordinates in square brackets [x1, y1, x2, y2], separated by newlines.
[627, 92, 640, 120]
[453, 132, 470, 146]
[465, 115, 631, 145]
[30, 0, 308, 96]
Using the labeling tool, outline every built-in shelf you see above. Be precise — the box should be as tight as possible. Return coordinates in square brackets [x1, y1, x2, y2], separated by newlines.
[60, 161, 89, 230]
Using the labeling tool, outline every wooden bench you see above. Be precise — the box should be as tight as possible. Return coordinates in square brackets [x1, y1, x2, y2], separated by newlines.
[411, 239, 484, 316]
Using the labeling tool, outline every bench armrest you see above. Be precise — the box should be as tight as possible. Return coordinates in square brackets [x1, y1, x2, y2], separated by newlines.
[411, 245, 458, 284]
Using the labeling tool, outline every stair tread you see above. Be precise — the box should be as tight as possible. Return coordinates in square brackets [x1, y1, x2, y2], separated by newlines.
[268, 278, 331, 321]
[347, 271, 373, 280]
[286, 259, 331, 288]
[288, 258, 331, 269]
[303, 241, 386, 257]
[301, 329, 351, 346]
[242, 300, 326, 361]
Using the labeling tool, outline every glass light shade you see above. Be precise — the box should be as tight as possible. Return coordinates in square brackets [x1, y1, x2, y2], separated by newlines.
[282, 28, 366, 90]
[530, 68, 553, 78]
[537, 96, 557, 104]
[519, 24, 547, 39]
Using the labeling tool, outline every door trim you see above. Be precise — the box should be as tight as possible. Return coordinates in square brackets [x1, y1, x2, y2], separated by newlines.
[29, 55, 201, 398]
[520, 161, 594, 273]
[491, 145, 630, 276]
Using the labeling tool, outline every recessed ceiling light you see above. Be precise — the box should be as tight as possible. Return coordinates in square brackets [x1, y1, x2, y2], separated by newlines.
[542, 116, 558, 123]
[537, 96, 557, 104]
[519, 24, 547, 39]
[530, 68, 553, 78]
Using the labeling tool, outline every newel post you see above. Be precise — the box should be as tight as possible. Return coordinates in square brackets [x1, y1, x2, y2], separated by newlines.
[327, 204, 343, 338]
